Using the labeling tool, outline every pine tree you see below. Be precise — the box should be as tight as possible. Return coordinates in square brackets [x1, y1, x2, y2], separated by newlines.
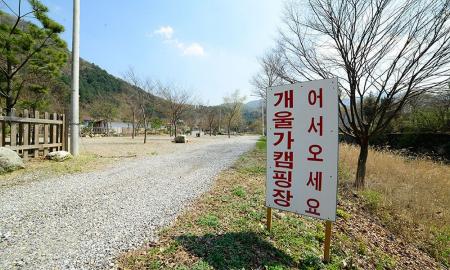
[0, 0, 67, 113]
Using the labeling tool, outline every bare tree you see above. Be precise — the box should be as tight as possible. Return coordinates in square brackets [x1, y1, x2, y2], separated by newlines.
[185, 102, 207, 134]
[275, 0, 450, 188]
[251, 50, 286, 137]
[223, 90, 246, 138]
[158, 83, 192, 137]
[250, 49, 285, 102]
[205, 106, 218, 136]
[122, 68, 154, 143]
[120, 91, 138, 139]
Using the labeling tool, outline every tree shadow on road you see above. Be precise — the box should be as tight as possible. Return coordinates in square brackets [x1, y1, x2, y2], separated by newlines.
[176, 231, 295, 269]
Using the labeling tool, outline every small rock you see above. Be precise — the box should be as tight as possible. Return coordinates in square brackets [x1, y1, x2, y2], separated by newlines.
[0, 147, 25, 174]
[46, 151, 73, 162]
[174, 135, 187, 143]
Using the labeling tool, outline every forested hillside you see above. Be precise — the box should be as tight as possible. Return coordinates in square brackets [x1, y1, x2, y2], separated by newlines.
[59, 59, 152, 120]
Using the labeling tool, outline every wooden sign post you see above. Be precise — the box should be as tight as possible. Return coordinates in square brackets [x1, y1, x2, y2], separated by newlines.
[265, 78, 339, 263]
[266, 207, 272, 231]
[323, 220, 332, 263]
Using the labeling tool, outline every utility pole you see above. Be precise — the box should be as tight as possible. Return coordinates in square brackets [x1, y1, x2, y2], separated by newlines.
[70, 0, 80, 155]
[261, 99, 265, 136]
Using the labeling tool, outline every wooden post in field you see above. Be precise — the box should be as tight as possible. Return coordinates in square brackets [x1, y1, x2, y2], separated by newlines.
[323, 220, 332, 263]
[23, 109, 29, 160]
[61, 114, 65, 151]
[266, 207, 272, 231]
[43, 112, 49, 156]
[10, 108, 17, 147]
[63, 109, 69, 151]
[34, 111, 40, 158]
[51, 113, 57, 152]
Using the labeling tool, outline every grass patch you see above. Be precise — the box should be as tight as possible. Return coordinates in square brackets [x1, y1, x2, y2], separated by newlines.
[359, 190, 382, 212]
[197, 214, 220, 228]
[234, 136, 267, 176]
[256, 136, 266, 151]
[336, 209, 351, 220]
[340, 143, 450, 266]
[47, 153, 101, 174]
[232, 186, 246, 197]
[0, 153, 107, 188]
[430, 226, 450, 266]
[374, 248, 396, 270]
[237, 164, 266, 175]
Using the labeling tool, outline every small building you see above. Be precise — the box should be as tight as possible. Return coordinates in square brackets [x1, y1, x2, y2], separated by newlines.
[82, 118, 109, 134]
[110, 121, 132, 134]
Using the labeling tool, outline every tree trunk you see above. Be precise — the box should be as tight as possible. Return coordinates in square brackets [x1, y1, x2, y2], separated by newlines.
[355, 138, 369, 189]
[227, 119, 232, 138]
[209, 124, 212, 136]
[174, 122, 177, 137]
[6, 54, 14, 115]
[6, 93, 14, 115]
[143, 117, 147, 144]
[132, 111, 135, 139]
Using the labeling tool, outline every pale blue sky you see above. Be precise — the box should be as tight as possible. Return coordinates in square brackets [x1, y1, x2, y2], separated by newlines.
[17, 0, 285, 105]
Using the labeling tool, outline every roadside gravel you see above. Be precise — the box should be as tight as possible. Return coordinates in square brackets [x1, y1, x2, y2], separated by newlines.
[0, 136, 257, 269]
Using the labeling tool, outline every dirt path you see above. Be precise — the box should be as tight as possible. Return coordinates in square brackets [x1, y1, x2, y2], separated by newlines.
[0, 136, 258, 269]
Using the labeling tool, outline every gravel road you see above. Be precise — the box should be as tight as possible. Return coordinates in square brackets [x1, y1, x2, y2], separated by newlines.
[0, 136, 257, 269]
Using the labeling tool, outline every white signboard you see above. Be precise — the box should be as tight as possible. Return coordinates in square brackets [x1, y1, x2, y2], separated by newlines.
[266, 78, 338, 221]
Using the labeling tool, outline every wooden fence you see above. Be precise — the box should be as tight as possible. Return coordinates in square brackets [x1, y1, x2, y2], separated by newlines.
[0, 108, 68, 160]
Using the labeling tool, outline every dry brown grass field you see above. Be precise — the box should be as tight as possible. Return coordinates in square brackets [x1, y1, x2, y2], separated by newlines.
[339, 143, 450, 265]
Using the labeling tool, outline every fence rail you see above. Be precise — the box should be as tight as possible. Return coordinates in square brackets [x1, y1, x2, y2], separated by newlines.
[0, 108, 68, 160]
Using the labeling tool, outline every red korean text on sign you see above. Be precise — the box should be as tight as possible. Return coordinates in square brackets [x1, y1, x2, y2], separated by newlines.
[305, 198, 320, 216]
[305, 87, 325, 217]
[271, 89, 294, 208]
[308, 116, 323, 136]
[275, 90, 294, 108]
[308, 88, 323, 108]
